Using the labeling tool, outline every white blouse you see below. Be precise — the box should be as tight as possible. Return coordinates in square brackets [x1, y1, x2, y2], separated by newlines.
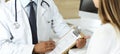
[87, 23, 120, 54]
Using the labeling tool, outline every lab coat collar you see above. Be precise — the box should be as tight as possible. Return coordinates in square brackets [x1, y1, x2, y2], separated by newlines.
[20, 0, 38, 8]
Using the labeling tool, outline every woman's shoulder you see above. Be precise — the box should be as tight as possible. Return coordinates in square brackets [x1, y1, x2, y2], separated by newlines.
[97, 23, 115, 34]
[100, 23, 114, 30]
[93, 23, 117, 40]
[87, 24, 119, 54]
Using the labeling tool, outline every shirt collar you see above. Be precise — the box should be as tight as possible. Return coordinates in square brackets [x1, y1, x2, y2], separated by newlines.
[20, 0, 38, 8]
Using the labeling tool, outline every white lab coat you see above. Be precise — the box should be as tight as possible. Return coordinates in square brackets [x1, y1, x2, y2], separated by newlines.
[0, 0, 70, 54]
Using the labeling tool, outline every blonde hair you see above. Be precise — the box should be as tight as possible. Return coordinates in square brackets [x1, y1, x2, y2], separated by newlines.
[98, 0, 120, 31]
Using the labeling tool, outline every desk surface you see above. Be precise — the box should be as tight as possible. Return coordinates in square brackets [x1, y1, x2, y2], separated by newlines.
[65, 11, 101, 36]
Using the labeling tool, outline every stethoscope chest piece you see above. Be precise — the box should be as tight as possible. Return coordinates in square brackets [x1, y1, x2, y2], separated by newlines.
[14, 22, 20, 29]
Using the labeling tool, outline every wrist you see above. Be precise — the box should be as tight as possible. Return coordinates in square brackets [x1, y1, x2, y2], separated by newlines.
[33, 44, 39, 54]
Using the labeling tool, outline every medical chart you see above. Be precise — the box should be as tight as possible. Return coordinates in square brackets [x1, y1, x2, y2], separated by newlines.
[46, 28, 82, 54]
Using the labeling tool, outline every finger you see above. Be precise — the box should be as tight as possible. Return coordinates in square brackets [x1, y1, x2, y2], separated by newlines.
[83, 36, 90, 39]
[77, 39, 84, 44]
[48, 40, 55, 43]
[48, 45, 55, 49]
[46, 45, 55, 51]
[47, 42, 55, 48]
[77, 38, 85, 42]
[47, 41, 55, 45]
[76, 39, 81, 46]
[44, 41, 54, 46]
[76, 38, 86, 48]
[46, 41, 55, 49]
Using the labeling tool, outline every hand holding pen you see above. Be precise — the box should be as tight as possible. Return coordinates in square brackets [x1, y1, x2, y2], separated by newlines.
[73, 26, 90, 48]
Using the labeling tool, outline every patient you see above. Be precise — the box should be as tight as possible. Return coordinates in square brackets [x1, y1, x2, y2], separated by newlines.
[87, 0, 120, 54]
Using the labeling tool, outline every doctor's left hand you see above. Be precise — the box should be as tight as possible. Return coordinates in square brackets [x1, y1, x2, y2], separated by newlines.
[33, 40, 55, 53]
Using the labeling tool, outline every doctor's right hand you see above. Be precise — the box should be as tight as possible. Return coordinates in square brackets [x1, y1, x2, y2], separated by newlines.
[33, 40, 55, 53]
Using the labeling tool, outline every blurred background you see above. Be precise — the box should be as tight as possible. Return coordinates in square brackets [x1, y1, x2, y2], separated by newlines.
[54, 0, 98, 19]
[54, 0, 101, 35]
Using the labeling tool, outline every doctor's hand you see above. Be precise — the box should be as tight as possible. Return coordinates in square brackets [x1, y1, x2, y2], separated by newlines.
[33, 40, 55, 53]
[76, 36, 90, 48]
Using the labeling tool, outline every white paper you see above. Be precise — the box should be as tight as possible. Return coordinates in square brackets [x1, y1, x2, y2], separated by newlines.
[46, 29, 82, 54]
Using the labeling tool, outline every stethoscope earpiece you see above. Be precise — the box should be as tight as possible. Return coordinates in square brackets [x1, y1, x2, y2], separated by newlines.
[14, 0, 20, 29]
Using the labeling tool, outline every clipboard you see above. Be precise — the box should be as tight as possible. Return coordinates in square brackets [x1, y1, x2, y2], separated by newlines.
[46, 26, 84, 54]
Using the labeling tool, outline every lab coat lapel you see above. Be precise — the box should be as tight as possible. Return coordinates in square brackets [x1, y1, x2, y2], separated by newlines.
[37, 0, 51, 41]
[16, 0, 33, 44]
[37, 0, 46, 17]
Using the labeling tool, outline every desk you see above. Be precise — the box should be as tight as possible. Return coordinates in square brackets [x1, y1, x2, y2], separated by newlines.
[65, 11, 101, 36]
[65, 11, 101, 54]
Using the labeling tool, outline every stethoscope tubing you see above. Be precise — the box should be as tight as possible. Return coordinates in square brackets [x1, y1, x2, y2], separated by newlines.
[41, 0, 50, 7]
[14, 0, 50, 23]
[15, 0, 17, 22]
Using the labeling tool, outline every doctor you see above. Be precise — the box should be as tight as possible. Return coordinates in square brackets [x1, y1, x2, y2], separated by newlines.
[0, 0, 87, 54]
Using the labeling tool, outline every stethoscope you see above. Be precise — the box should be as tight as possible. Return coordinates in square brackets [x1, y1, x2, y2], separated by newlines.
[14, 0, 50, 29]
